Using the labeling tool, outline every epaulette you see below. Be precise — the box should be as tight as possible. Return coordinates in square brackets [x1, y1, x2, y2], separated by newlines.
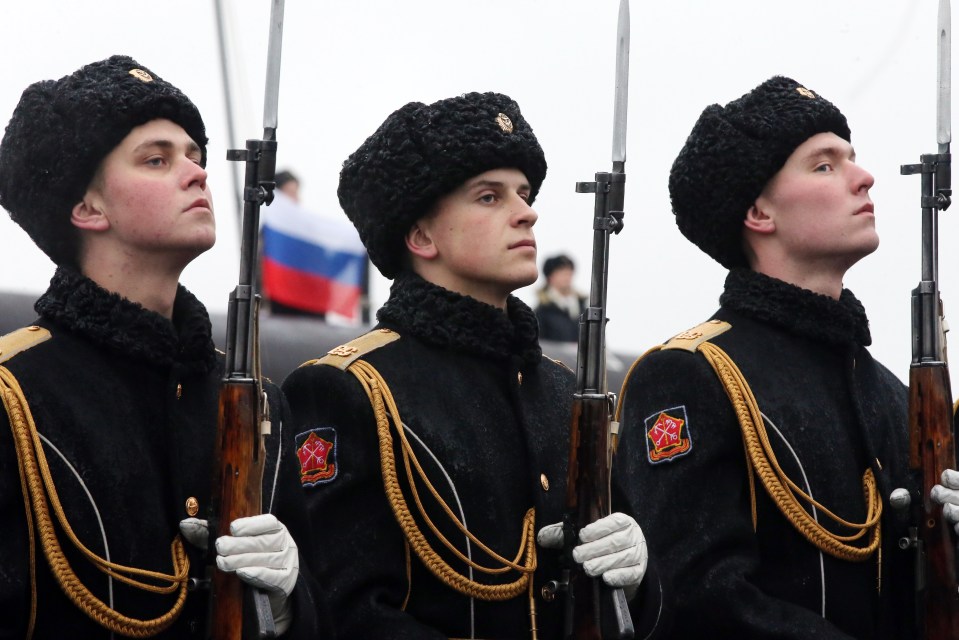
[0, 326, 51, 365]
[299, 328, 401, 371]
[662, 319, 731, 352]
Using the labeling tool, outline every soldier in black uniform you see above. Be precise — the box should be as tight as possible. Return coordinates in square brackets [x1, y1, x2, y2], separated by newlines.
[0, 56, 318, 638]
[281, 92, 660, 638]
[534, 254, 586, 343]
[613, 76, 920, 638]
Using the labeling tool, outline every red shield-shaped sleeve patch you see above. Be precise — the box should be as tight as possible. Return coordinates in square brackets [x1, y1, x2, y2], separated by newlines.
[295, 427, 338, 486]
[644, 406, 692, 464]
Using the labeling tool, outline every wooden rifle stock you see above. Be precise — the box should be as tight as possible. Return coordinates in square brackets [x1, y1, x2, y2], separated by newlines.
[908, 362, 959, 637]
[209, 381, 269, 638]
[563, 395, 632, 640]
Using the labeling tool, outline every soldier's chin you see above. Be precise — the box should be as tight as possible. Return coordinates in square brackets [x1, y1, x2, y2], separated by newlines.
[516, 269, 539, 290]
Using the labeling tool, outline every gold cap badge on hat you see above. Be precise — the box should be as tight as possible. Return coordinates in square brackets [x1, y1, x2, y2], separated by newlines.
[796, 87, 816, 99]
[128, 68, 154, 83]
[495, 113, 514, 133]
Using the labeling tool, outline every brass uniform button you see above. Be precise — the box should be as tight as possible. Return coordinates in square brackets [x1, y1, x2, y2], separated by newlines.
[540, 474, 549, 491]
[185, 497, 199, 517]
[27, 326, 41, 331]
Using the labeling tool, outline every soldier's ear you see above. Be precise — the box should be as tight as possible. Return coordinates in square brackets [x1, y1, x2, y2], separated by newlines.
[70, 190, 110, 232]
[744, 203, 775, 235]
[405, 222, 438, 260]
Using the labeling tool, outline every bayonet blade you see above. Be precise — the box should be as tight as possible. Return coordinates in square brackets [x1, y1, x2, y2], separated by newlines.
[262, 0, 286, 138]
[938, 0, 951, 148]
[611, 0, 630, 165]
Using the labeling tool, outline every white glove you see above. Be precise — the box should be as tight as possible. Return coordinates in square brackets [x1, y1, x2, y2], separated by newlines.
[179, 514, 298, 635]
[537, 512, 648, 589]
[931, 468, 959, 534]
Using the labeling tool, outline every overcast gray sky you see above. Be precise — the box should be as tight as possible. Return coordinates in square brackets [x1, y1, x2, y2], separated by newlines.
[0, 1, 954, 381]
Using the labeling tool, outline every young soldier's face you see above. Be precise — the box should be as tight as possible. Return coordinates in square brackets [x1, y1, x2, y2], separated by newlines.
[414, 168, 539, 306]
[753, 132, 878, 269]
[81, 118, 215, 266]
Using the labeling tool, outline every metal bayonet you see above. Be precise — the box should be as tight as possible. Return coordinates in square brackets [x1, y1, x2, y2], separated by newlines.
[611, 0, 630, 168]
[263, 0, 285, 138]
[939, 0, 951, 150]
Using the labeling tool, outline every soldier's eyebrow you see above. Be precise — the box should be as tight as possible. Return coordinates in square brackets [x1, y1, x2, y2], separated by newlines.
[132, 139, 202, 155]
[803, 144, 856, 164]
[464, 178, 532, 192]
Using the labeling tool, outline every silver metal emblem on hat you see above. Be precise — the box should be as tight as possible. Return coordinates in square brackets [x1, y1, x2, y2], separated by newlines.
[128, 69, 154, 83]
[495, 113, 514, 133]
[796, 87, 816, 99]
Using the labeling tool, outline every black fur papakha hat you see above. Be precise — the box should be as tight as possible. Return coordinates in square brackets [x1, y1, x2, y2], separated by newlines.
[338, 91, 547, 279]
[669, 76, 850, 269]
[0, 54, 208, 267]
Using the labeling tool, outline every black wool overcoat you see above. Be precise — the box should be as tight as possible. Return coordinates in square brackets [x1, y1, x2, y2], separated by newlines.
[283, 272, 664, 640]
[614, 268, 917, 639]
[0, 268, 320, 638]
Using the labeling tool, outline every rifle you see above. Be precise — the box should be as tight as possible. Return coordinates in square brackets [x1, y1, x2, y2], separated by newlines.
[207, 1, 286, 638]
[899, 0, 959, 636]
[542, 1, 634, 638]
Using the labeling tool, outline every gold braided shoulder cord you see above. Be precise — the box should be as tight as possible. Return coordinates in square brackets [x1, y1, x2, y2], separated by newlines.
[1, 366, 189, 638]
[616, 344, 881, 563]
[347, 359, 537, 602]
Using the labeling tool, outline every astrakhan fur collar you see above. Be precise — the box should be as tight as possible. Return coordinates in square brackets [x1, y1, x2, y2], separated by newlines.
[377, 271, 543, 369]
[720, 268, 872, 347]
[35, 267, 217, 373]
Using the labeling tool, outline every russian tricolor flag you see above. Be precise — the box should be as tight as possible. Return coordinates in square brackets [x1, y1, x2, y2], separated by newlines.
[261, 191, 366, 318]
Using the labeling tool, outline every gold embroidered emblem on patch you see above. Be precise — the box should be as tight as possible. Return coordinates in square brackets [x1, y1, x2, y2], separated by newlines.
[495, 113, 514, 133]
[328, 345, 359, 357]
[796, 87, 816, 99]
[673, 330, 703, 341]
[128, 69, 154, 83]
